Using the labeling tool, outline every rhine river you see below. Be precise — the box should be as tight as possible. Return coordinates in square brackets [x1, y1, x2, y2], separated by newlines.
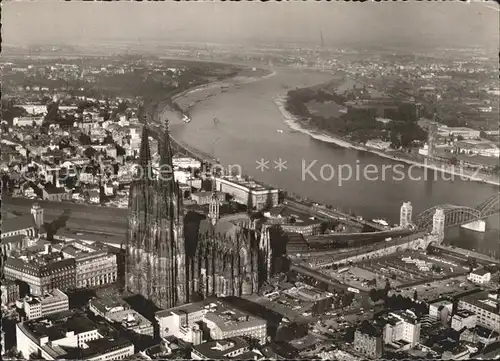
[166, 68, 499, 258]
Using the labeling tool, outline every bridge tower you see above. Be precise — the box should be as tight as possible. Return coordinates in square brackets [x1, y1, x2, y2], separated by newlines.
[400, 201, 413, 228]
[432, 207, 445, 243]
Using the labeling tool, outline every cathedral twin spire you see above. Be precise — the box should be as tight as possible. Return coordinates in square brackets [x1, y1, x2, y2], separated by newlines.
[138, 116, 174, 182]
[138, 114, 218, 227]
[127, 111, 187, 308]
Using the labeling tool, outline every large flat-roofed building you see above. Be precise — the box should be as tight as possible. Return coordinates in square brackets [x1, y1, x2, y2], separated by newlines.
[75, 338, 135, 361]
[4, 256, 76, 296]
[437, 125, 481, 140]
[16, 311, 99, 359]
[89, 296, 130, 318]
[214, 177, 279, 211]
[89, 296, 153, 337]
[191, 337, 250, 360]
[16, 311, 134, 360]
[264, 205, 322, 236]
[172, 157, 201, 170]
[458, 291, 500, 332]
[52, 241, 117, 288]
[155, 298, 267, 345]
[191, 191, 226, 206]
[24, 289, 69, 320]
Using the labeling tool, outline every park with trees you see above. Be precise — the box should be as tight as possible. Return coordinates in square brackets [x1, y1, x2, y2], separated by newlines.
[285, 86, 427, 149]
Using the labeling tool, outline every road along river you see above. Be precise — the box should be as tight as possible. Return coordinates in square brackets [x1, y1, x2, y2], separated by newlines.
[162, 67, 499, 257]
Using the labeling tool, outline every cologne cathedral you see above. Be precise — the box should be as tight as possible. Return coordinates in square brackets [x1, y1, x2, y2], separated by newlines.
[126, 118, 263, 309]
[125, 120, 186, 309]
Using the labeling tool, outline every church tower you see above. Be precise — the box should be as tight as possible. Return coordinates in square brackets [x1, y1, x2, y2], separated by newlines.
[126, 117, 187, 309]
[31, 203, 44, 229]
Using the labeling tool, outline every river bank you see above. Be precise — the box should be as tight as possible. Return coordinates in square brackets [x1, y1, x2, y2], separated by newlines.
[274, 94, 500, 187]
[172, 69, 276, 102]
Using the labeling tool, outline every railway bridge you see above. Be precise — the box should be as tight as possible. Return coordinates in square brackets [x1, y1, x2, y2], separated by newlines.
[415, 193, 500, 232]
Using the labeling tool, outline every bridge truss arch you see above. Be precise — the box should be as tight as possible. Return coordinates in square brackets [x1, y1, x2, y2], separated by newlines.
[476, 194, 500, 218]
[415, 204, 481, 232]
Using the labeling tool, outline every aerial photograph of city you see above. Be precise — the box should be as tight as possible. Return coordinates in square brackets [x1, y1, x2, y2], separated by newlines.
[1, 1, 499, 360]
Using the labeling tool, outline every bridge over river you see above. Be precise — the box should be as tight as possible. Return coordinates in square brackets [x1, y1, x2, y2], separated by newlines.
[282, 194, 500, 253]
[415, 193, 500, 231]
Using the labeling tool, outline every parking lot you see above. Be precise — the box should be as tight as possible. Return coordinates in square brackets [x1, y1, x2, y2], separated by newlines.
[323, 266, 393, 291]
[321, 250, 470, 292]
[391, 275, 473, 302]
[242, 294, 309, 324]
[274, 292, 313, 314]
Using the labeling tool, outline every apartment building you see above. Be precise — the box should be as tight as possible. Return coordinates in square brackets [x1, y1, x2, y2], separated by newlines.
[451, 310, 477, 331]
[382, 310, 421, 349]
[458, 291, 500, 332]
[468, 268, 491, 285]
[354, 322, 384, 359]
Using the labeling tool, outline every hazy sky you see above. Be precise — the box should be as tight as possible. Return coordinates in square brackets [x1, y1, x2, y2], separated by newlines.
[3, 0, 499, 50]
